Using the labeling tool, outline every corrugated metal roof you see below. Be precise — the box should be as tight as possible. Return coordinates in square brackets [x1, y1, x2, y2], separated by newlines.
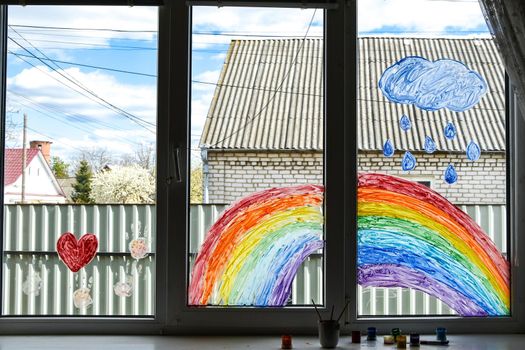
[200, 37, 505, 152]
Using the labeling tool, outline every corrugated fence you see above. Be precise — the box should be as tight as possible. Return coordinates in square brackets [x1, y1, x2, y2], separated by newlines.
[2, 204, 506, 316]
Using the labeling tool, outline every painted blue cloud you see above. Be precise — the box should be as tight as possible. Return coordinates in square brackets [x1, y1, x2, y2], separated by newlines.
[379, 56, 487, 112]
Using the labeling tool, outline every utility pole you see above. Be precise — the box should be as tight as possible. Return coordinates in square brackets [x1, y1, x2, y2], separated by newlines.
[21, 113, 27, 204]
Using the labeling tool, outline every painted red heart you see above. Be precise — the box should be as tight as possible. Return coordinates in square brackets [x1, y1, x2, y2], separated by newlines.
[56, 232, 98, 273]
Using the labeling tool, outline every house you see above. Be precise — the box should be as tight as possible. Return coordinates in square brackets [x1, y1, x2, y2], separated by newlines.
[200, 37, 505, 205]
[4, 142, 66, 204]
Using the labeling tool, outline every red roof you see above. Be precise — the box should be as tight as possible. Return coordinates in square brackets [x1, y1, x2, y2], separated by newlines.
[4, 148, 40, 186]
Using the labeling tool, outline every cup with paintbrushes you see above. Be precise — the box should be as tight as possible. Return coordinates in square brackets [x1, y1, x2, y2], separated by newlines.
[312, 299, 349, 349]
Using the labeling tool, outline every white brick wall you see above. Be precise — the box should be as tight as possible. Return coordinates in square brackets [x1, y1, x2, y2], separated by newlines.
[207, 151, 323, 204]
[206, 151, 506, 205]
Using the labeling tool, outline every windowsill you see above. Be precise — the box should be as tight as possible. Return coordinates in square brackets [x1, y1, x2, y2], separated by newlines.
[0, 334, 523, 349]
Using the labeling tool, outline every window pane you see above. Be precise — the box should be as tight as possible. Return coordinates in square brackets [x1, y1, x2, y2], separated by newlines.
[357, 0, 508, 317]
[188, 6, 324, 306]
[3, 6, 158, 316]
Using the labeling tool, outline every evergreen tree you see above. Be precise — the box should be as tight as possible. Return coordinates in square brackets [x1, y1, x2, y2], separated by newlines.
[71, 160, 94, 204]
[51, 156, 70, 179]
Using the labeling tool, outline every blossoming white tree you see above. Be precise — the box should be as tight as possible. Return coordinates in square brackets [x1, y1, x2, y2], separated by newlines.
[91, 165, 155, 204]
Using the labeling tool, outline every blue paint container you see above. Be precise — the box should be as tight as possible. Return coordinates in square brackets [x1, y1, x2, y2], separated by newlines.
[410, 334, 420, 346]
[367, 327, 377, 341]
[436, 327, 447, 341]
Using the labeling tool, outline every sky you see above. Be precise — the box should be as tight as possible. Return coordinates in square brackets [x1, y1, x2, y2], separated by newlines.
[4, 1, 491, 166]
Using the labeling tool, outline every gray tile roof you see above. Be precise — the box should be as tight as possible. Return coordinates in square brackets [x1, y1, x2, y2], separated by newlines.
[200, 37, 505, 152]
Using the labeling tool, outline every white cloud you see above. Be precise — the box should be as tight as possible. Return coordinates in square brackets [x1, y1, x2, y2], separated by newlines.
[7, 65, 156, 124]
[8, 6, 158, 51]
[6, 65, 157, 160]
[192, 7, 323, 49]
[358, 0, 488, 36]
[211, 53, 227, 61]
[192, 92, 214, 133]
[193, 69, 221, 92]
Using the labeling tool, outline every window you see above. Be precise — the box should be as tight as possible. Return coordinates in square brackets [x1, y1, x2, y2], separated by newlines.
[168, 1, 347, 330]
[0, 0, 523, 335]
[189, 5, 325, 308]
[1, 3, 159, 323]
[348, 0, 524, 333]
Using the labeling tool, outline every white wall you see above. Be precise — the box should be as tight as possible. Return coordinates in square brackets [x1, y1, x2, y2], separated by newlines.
[4, 154, 65, 204]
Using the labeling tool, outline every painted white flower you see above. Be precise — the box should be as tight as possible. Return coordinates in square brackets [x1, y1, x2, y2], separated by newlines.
[73, 287, 93, 309]
[114, 281, 133, 297]
[22, 271, 42, 296]
[129, 237, 149, 260]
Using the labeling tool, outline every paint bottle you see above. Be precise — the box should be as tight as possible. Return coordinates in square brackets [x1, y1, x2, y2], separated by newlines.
[391, 327, 401, 341]
[384, 335, 395, 345]
[436, 327, 447, 342]
[410, 334, 420, 346]
[396, 335, 407, 349]
[351, 330, 361, 343]
[397, 335, 407, 349]
[281, 335, 292, 349]
[367, 327, 377, 341]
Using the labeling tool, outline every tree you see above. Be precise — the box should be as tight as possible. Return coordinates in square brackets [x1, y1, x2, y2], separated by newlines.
[190, 165, 203, 204]
[74, 147, 113, 173]
[91, 165, 155, 204]
[71, 160, 94, 204]
[51, 156, 70, 179]
[120, 143, 156, 171]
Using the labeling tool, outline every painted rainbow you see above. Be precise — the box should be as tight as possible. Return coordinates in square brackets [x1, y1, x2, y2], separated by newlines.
[358, 173, 510, 316]
[189, 185, 324, 306]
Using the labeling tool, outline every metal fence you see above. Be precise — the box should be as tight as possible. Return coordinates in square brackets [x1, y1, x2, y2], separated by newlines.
[2, 203, 506, 316]
[3, 204, 155, 316]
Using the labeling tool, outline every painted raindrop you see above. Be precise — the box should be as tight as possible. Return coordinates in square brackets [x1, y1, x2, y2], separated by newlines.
[444, 164, 458, 184]
[399, 114, 411, 131]
[401, 151, 416, 171]
[466, 140, 481, 161]
[424, 136, 436, 153]
[383, 139, 395, 157]
[444, 122, 457, 139]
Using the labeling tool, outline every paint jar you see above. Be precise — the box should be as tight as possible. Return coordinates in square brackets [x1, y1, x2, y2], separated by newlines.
[384, 335, 395, 345]
[351, 330, 361, 343]
[318, 320, 340, 348]
[410, 333, 420, 346]
[367, 327, 377, 341]
[397, 335, 407, 348]
[281, 335, 292, 349]
[436, 327, 447, 341]
[391, 327, 401, 341]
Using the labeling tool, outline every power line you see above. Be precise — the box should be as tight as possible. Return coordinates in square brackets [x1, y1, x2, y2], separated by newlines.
[192, 79, 322, 97]
[8, 30, 157, 43]
[204, 9, 319, 149]
[9, 51, 156, 78]
[8, 37, 157, 50]
[10, 25, 100, 107]
[7, 90, 136, 133]
[25, 126, 85, 153]
[8, 93, 147, 146]
[10, 24, 156, 33]
[9, 47, 502, 114]
[9, 51, 322, 97]
[8, 36, 157, 132]
[9, 50, 157, 134]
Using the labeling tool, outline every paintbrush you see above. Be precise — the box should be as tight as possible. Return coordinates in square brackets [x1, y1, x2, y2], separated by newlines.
[330, 305, 335, 320]
[336, 300, 350, 323]
[311, 299, 323, 322]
